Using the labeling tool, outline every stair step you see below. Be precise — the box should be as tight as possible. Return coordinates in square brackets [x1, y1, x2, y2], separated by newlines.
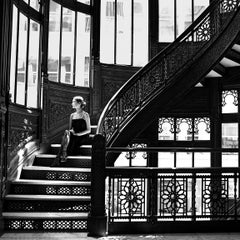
[20, 166, 91, 181]
[3, 212, 88, 219]
[5, 194, 91, 201]
[11, 179, 91, 186]
[9, 181, 91, 195]
[4, 196, 90, 212]
[50, 144, 92, 155]
[3, 212, 88, 231]
[33, 155, 91, 168]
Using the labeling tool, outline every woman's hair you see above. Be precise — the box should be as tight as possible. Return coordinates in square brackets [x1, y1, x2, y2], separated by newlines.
[73, 96, 86, 108]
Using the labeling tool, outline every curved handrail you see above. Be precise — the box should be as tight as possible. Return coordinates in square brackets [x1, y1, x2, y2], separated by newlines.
[97, 0, 240, 146]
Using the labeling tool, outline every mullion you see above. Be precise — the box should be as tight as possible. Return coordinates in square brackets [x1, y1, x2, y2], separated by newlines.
[58, 5, 63, 83]
[25, 17, 30, 106]
[14, 9, 20, 104]
[73, 11, 77, 86]
[114, 0, 117, 64]
[131, 0, 134, 65]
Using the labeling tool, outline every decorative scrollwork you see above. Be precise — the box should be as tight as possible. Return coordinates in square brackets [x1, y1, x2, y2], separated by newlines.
[222, 90, 238, 106]
[194, 117, 211, 134]
[118, 178, 145, 216]
[161, 179, 186, 215]
[176, 118, 192, 134]
[158, 117, 174, 134]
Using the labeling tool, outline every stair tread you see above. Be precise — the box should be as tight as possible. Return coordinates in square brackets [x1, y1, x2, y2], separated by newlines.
[2, 212, 88, 219]
[36, 154, 91, 160]
[12, 179, 91, 185]
[22, 166, 91, 172]
[51, 144, 92, 148]
[5, 194, 91, 201]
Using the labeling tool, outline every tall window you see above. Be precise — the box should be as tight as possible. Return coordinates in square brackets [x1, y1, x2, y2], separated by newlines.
[100, 0, 148, 66]
[221, 90, 239, 167]
[158, 0, 209, 42]
[48, 0, 91, 87]
[10, 5, 41, 108]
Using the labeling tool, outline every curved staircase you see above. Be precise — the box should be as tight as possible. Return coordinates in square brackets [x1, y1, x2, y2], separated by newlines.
[2, 126, 96, 231]
[97, 0, 240, 165]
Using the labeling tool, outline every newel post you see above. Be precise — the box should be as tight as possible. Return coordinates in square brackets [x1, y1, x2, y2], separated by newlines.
[88, 134, 107, 236]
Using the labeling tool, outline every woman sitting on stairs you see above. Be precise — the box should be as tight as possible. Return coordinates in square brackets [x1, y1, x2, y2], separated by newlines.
[51, 96, 91, 167]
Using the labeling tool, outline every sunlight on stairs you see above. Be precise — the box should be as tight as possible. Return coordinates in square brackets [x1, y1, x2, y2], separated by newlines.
[2, 127, 96, 231]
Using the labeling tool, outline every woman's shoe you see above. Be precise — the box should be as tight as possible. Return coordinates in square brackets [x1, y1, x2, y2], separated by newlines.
[60, 151, 67, 163]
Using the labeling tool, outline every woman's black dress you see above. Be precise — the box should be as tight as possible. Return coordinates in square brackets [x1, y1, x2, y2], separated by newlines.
[67, 118, 89, 155]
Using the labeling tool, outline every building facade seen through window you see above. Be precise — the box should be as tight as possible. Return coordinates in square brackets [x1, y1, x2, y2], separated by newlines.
[48, 0, 91, 87]
[158, 0, 209, 42]
[10, 4, 41, 108]
[100, 0, 148, 66]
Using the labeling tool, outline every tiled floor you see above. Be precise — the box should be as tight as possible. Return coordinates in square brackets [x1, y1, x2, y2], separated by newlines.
[1, 233, 240, 240]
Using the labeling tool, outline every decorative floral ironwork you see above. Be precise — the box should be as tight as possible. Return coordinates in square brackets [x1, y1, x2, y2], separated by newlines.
[203, 178, 228, 215]
[118, 178, 145, 216]
[221, 0, 238, 12]
[196, 17, 211, 41]
[161, 179, 186, 215]
[125, 143, 148, 162]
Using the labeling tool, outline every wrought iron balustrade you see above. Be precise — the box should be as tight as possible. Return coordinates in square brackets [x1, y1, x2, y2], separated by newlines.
[104, 147, 240, 223]
[97, 0, 240, 146]
[106, 167, 240, 222]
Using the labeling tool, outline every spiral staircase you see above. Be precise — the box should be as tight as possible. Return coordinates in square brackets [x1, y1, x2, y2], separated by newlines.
[97, 0, 240, 165]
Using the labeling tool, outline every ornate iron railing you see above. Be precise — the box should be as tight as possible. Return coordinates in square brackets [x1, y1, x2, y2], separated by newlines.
[97, 0, 240, 145]
[105, 147, 240, 223]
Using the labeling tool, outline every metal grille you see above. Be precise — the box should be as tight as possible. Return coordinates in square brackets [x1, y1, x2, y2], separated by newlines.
[5, 219, 87, 231]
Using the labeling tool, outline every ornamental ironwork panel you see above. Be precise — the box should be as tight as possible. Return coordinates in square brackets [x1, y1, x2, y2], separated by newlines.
[107, 168, 240, 222]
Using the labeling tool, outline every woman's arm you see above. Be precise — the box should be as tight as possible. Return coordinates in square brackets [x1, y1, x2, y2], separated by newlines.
[69, 113, 73, 130]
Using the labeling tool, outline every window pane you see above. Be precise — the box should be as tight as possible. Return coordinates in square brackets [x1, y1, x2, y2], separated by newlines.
[116, 0, 132, 65]
[158, 152, 174, 168]
[194, 117, 210, 140]
[194, 0, 209, 20]
[100, 0, 115, 63]
[133, 0, 148, 66]
[222, 123, 238, 148]
[76, 0, 90, 4]
[61, 8, 75, 85]
[194, 152, 210, 167]
[48, 0, 60, 82]
[16, 13, 28, 105]
[10, 6, 18, 102]
[29, 0, 40, 11]
[176, 118, 192, 141]
[176, 0, 192, 37]
[158, 118, 174, 140]
[222, 153, 238, 167]
[222, 90, 238, 113]
[27, 20, 40, 108]
[176, 152, 192, 168]
[75, 12, 91, 87]
[159, 0, 174, 42]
